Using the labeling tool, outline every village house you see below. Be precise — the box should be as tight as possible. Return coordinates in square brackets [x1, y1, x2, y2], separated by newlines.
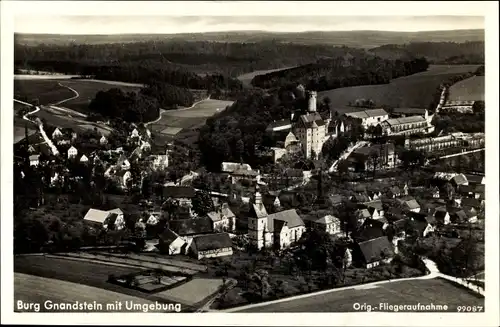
[130, 128, 140, 138]
[450, 210, 469, 224]
[158, 229, 187, 255]
[363, 200, 385, 219]
[431, 186, 441, 198]
[367, 190, 383, 201]
[464, 174, 485, 186]
[67, 146, 78, 159]
[304, 215, 342, 236]
[150, 150, 169, 170]
[262, 192, 281, 212]
[349, 143, 396, 171]
[441, 100, 475, 113]
[399, 198, 421, 213]
[190, 233, 233, 260]
[248, 188, 306, 250]
[407, 212, 436, 237]
[231, 168, 261, 185]
[386, 186, 402, 198]
[267, 130, 302, 163]
[99, 135, 108, 145]
[83, 208, 125, 231]
[79, 154, 89, 163]
[433, 207, 451, 225]
[164, 186, 196, 208]
[451, 173, 469, 188]
[344, 108, 389, 129]
[354, 236, 394, 269]
[207, 203, 236, 232]
[29, 154, 40, 167]
[355, 209, 372, 226]
[52, 128, 63, 139]
[328, 194, 344, 207]
[461, 197, 484, 210]
[350, 192, 372, 203]
[168, 217, 214, 251]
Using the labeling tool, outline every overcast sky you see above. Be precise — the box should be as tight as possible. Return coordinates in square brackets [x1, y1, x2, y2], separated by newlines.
[15, 15, 485, 35]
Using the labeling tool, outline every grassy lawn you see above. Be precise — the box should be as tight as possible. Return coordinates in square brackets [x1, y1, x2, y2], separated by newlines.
[14, 79, 76, 105]
[15, 273, 162, 312]
[318, 65, 481, 113]
[236, 277, 484, 312]
[448, 75, 485, 102]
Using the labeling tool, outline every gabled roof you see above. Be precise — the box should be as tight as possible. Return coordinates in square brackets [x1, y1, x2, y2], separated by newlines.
[193, 233, 232, 252]
[364, 200, 384, 211]
[29, 154, 40, 161]
[267, 209, 304, 232]
[164, 186, 196, 199]
[274, 219, 288, 232]
[384, 115, 427, 126]
[83, 208, 111, 224]
[296, 112, 326, 129]
[357, 236, 393, 264]
[266, 119, 292, 131]
[452, 174, 468, 186]
[316, 215, 341, 225]
[221, 204, 235, 219]
[169, 217, 213, 236]
[159, 228, 179, 244]
[108, 208, 123, 215]
[357, 209, 372, 219]
[461, 198, 482, 208]
[329, 194, 344, 205]
[404, 199, 420, 210]
[345, 109, 388, 119]
[464, 174, 484, 185]
[473, 184, 485, 194]
[451, 210, 468, 221]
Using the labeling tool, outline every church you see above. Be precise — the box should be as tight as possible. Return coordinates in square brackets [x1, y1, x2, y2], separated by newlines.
[247, 187, 306, 250]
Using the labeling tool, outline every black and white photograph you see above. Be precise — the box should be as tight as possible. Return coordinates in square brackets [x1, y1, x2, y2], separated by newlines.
[1, 1, 499, 326]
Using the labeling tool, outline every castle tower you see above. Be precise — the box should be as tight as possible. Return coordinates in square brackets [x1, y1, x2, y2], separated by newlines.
[308, 91, 317, 112]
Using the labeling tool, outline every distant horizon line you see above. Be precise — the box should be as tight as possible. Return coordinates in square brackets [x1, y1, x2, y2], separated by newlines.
[14, 28, 485, 36]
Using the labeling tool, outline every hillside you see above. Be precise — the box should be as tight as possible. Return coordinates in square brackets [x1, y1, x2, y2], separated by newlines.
[15, 29, 484, 47]
[368, 41, 484, 64]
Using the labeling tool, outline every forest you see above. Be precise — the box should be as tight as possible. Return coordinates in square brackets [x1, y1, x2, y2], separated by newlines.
[250, 57, 430, 90]
[14, 40, 365, 86]
[368, 41, 485, 64]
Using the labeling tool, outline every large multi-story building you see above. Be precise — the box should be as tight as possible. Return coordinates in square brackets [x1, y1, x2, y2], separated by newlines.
[405, 132, 485, 153]
[379, 115, 434, 136]
[344, 109, 389, 129]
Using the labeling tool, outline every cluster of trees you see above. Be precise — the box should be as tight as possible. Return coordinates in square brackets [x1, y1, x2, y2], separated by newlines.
[251, 57, 430, 90]
[88, 81, 197, 123]
[368, 41, 485, 64]
[428, 71, 478, 112]
[432, 112, 484, 134]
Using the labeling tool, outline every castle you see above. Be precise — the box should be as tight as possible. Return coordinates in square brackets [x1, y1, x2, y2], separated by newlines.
[266, 90, 342, 160]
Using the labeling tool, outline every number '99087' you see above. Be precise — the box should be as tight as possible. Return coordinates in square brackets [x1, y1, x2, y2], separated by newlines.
[457, 306, 483, 312]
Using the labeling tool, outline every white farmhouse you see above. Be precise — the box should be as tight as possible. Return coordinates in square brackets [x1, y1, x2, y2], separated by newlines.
[67, 146, 78, 159]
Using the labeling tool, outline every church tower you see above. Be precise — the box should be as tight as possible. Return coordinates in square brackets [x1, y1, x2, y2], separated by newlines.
[247, 185, 270, 250]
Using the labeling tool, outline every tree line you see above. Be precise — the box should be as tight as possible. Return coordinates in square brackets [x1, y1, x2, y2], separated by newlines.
[251, 57, 430, 90]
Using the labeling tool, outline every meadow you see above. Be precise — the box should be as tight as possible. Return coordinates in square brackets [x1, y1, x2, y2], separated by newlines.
[14, 79, 75, 105]
[237, 278, 484, 312]
[318, 65, 482, 114]
[448, 75, 485, 102]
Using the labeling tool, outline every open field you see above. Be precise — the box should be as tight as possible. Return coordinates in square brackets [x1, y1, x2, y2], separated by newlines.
[448, 75, 485, 102]
[237, 67, 296, 88]
[15, 273, 168, 312]
[156, 278, 224, 305]
[14, 79, 75, 105]
[236, 278, 484, 312]
[57, 79, 142, 112]
[14, 255, 196, 309]
[318, 65, 481, 114]
[149, 98, 234, 139]
[14, 126, 36, 144]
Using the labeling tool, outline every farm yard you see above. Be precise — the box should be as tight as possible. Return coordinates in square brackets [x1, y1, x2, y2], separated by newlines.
[235, 278, 484, 312]
[448, 75, 485, 102]
[237, 67, 296, 88]
[318, 65, 482, 114]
